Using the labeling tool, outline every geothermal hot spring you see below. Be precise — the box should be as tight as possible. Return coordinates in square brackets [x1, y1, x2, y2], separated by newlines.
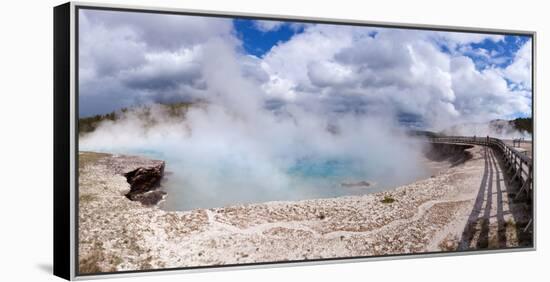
[156, 153, 432, 211]
[80, 104, 433, 211]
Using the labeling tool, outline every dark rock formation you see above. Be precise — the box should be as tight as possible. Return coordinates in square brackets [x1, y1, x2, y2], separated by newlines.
[340, 180, 372, 188]
[425, 143, 473, 167]
[128, 190, 166, 206]
[124, 163, 166, 205]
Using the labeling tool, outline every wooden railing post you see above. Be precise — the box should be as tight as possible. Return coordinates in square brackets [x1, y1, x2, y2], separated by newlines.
[430, 135, 532, 199]
[516, 163, 532, 201]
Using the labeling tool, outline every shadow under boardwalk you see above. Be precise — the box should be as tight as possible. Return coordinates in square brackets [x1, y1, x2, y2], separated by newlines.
[458, 146, 533, 250]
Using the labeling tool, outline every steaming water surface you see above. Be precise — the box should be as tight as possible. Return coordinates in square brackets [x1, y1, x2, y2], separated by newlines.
[122, 150, 432, 211]
[80, 105, 434, 211]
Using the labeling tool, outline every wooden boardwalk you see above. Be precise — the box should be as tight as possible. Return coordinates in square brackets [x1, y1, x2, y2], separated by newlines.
[430, 136, 533, 232]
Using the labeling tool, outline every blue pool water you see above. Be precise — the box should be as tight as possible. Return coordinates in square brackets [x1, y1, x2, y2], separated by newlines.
[157, 156, 409, 211]
[95, 149, 428, 211]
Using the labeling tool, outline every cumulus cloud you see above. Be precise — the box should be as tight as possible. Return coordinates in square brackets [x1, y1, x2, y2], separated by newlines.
[120, 47, 204, 91]
[259, 24, 359, 100]
[78, 9, 236, 116]
[254, 20, 285, 32]
[253, 20, 309, 33]
[82, 9, 233, 50]
[307, 61, 357, 87]
[79, 9, 532, 131]
[431, 31, 505, 51]
[450, 56, 531, 124]
[503, 39, 532, 90]
[257, 24, 530, 130]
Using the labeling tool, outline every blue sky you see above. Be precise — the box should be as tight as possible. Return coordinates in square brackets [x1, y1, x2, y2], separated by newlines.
[232, 19, 532, 120]
[234, 18, 529, 70]
[233, 19, 305, 57]
[465, 35, 530, 70]
[79, 10, 532, 130]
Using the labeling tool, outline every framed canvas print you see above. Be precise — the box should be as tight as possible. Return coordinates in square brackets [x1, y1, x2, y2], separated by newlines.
[54, 2, 536, 280]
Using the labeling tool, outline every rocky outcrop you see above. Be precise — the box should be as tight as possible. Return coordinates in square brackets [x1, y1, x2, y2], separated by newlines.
[425, 143, 473, 167]
[124, 163, 166, 205]
[340, 180, 374, 188]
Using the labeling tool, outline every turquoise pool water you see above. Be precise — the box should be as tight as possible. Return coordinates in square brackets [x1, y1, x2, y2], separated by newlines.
[157, 155, 407, 211]
[91, 148, 427, 211]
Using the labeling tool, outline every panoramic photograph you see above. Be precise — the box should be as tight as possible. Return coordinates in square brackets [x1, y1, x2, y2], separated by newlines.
[76, 8, 533, 274]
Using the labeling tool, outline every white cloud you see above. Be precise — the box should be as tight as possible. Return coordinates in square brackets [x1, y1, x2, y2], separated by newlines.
[431, 31, 505, 51]
[261, 75, 298, 101]
[253, 20, 310, 33]
[503, 39, 532, 90]
[82, 9, 233, 50]
[450, 56, 530, 123]
[79, 12, 148, 79]
[307, 61, 357, 87]
[80, 9, 532, 132]
[256, 25, 530, 130]
[260, 25, 360, 99]
[254, 20, 285, 32]
[119, 47, 204, 91]
[456, 44, 508, 68]
[78, 9, 236, 116]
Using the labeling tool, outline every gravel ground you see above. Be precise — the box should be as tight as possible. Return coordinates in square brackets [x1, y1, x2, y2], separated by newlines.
[77, 145, 532, 274]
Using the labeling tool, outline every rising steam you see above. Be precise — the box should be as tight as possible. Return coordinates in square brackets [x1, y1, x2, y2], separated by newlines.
[80, 39, 432, 210]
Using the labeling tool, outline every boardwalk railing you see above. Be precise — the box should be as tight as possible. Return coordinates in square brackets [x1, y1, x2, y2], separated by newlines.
[429, 136, 533, 200]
